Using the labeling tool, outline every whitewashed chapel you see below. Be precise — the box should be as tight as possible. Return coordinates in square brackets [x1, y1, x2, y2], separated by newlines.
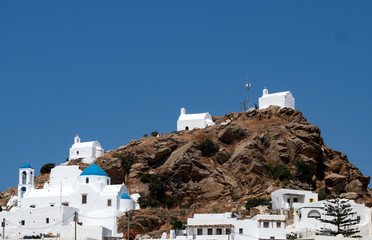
[0, 162, 135, 239]
[259, 88, 295, 110]
[177, 107, 215, 131]
[69, 135, 104, 164]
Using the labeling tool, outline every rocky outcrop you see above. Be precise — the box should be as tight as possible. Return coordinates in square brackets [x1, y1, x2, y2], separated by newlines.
[96, 107, 372, 213]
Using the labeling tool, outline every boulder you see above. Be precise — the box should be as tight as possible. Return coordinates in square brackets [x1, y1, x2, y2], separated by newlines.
[218, 123, 249, 144]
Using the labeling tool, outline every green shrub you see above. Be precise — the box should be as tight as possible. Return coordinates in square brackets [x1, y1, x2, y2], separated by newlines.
[170, 217, 183, 232]
[114, 152, 137, 174]
[267, 161, 293, 181]
[232, 195, 240, 202]
[40, 163, 55, 174]
[138, 193, 158, 209]
[139, 172, 172, 208]
[140, 173, 153, 183]
[246, 197, 270, 211]
[197, 138, 219, 157]
[151, 131, 159, 137]
[143, 134, 148, 138]
[295, 160, 313, 183]
[318, 189, 327, 201]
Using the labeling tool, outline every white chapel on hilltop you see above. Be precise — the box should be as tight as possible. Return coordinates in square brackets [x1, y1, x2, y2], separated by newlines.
[258, 88, 295, 110]
[177, 107, 215, 131]
[69, 135, 104, 164]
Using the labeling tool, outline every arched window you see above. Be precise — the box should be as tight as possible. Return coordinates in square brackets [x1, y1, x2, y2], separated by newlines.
[308, 210, 321, 219]
[86, 177, 89, 184]
[185, 126, 189, 130]
[22, 171, 27, 184]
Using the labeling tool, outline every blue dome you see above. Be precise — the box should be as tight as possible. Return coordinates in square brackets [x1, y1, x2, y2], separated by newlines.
[80, 164, 108, 176]
[20, 162, 32, 169]
[121, 192, 131, 200]
[21, 187, 26, 191]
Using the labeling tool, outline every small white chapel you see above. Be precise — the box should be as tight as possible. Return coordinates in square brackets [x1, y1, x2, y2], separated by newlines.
[177, 107, 215, 131]
[69, 135, 104, 164]
[258, 88, 295, 110]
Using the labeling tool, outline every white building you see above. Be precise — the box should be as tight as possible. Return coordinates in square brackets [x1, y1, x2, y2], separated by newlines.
[177, 108, 215, 131]
[288, 199, 372, 238]
[271, 189, 372, 238]
[0, 162, 135, 239]
[69, 135, 104, 164]
[271, 189, 318, 211]
[186, 212, 286, 240]
[258, 88, 295, 110]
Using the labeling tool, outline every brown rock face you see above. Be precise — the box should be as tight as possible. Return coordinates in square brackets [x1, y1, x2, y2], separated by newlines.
[96, 107, 372, 211]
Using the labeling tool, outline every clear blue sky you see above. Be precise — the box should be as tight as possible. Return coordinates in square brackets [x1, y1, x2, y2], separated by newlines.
[0, 1, 371, 191]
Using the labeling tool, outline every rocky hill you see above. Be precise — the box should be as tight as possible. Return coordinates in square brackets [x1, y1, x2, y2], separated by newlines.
[102, 106, 372, 236]
[1, 106, 371, 237]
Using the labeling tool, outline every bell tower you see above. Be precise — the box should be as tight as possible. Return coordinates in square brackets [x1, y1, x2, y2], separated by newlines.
[18, 162, 34, 201]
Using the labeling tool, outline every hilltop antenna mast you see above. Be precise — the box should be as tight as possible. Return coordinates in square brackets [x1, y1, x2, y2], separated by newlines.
[245, 75, 251, 111]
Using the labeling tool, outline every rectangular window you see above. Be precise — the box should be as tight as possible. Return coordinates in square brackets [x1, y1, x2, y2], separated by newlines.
[263, 222, 270, 228]
[62, 202, 69, 206]
[207, 228, 213, 235]
[287, 198, 290, 203]
[30, 204, 35, 208]
[276, 222, 281, 228]
[50, 203, 55, 207]
[46, 218, 49, 224]
[293, 198, 298, 202]
[107, 199, 112, 207]
[82, 194, 87, 204]
[239, 228, 243, 234]
[197, 228, 203, 235]
[309, 198, 314, 202]
[21, 220, 25, 226]
[216, 228, 222, 235]
[226, 228, 231, 235]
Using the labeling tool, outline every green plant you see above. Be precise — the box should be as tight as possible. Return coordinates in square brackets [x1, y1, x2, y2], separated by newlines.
[260, 136, 270, 148]
[138, 193, 158, 208]
[113, 152, 137, 174]
[139, 172, 172, 208]
[170, 217, 183, 234]
[318, 198, 361, 238]
[246, 197, 270, 211]
[295, 160, 313, 183]
[197, 138, 219, 157]
[40, 163, 55, 174]
[267, 161, 293, 181]
[143, 134, 148, 138]
[231, 195, 240, 202]
[318, 189, 327, 201]
[151, 131, 159, 137]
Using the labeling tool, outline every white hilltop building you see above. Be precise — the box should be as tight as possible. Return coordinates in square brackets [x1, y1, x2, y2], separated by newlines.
[177, 107, 215, 131]
[69, 135, 104, 164]
[271, 189, 372, 239]
[258, 88, 295, 110]
[0, 162, 135, 239]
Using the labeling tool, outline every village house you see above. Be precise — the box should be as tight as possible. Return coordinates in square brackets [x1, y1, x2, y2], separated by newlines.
[185, 212, 286, 240]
